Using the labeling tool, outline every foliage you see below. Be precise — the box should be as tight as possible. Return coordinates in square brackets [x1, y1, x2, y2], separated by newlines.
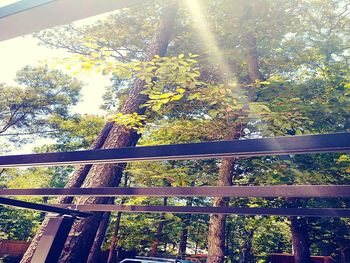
[0, 66, 83, 149]
[1, 0, 350, 261]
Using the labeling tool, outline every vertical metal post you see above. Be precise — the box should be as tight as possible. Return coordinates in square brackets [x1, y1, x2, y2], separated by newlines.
[31, 214, 75, 263]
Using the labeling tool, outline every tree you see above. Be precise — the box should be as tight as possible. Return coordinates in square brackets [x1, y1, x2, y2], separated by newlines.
[6, 0, 348, 261]
[0, 66, 82, 149]
[21, 3, 178, 263]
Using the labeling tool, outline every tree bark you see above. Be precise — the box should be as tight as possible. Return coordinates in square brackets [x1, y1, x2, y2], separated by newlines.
[59, 5, 177, 261]
[177, 197, 193, 259]
[206, 157, 235, 263]
[206, 28, 262, 263]
[106, 211, 123, 263]
[245, 32, 263, 83]
[178, 219, 189, 259]
[106, 175, 128, 263]
[87, 206, 112, 263]
[21, 122, 114, 263]
[290, 216, 312, 263]
[149, 197, 168, 257]
[58, 122, 114, 204]
[21, 4, 177, 263]
[87, 172, 129, 263]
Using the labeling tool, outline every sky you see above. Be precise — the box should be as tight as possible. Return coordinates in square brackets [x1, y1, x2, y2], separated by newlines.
[0, 0, 19, 7]
[0, 2, 116, 153]
[0, 0, 116, 115]
[0, 34, 109, 116]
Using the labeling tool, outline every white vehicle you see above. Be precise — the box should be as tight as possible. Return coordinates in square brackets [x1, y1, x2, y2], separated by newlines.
[120, 256, 194, 263]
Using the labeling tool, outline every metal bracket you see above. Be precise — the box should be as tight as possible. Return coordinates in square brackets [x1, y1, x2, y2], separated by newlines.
[0, 197, 92, 218]
[31, 214, 76, 263]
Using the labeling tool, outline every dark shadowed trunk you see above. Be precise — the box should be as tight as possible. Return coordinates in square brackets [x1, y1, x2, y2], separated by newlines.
[242, 230, 254, 263]
[150, 197, 168, 257]
[59, 5, 177, 261]
[178, 220, 189, 259]
[106, 211, 123, 263]
[340, 246, 350, 263]
[21, 5, 177, 263]
[178, 197, 193, 259]
[290, 216, 312, 263]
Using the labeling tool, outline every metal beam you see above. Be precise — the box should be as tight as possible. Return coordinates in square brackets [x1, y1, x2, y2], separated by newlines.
[0, 0, 143, 41]
[0, 0, 55, 19]
[55, 204, 350, 218]
[31, 215, 76, 263]
[0, 133, 349, 168]
[1, 185, 350, 198]
[0, 197, 91, 218]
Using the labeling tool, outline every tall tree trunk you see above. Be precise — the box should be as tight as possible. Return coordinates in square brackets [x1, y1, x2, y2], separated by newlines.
[59, 5, 177, 262]
[206, 30, 262, 263]
[58, 122, 114, 205]
[206, 157, 235, 263]
[245, 32, 263, 83]
[149, 197, 168, 257]
[21, 5, 177, 263]
[290, 216, 312, 263]
[21, 122, 114, 263]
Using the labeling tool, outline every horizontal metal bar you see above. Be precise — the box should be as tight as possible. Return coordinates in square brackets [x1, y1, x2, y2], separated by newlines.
[55, 204, 350, 217]
[0, 197, 91, 218]
[0, 0, 142, 41]
[0, 133, 349, 168]
[0, 0, 55, 19]
[1, 185, 349, 198]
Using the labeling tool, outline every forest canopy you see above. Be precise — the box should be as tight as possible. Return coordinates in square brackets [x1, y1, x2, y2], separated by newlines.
[0, 0, 349, 263]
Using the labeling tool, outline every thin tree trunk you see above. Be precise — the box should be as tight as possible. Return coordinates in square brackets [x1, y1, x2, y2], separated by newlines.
[21, 5, 177, 263]
[106, 176, 129, 263]
[178, 221, 189, 259]
[242, 230, 254, 263]
[106, 211, 123, 263]
[290, 216, 312, 263]
[178, 193, 193, 259]
[194, 225, 200, 255]
[150, 197, 168, 257]
[340, 246, 350, 263]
